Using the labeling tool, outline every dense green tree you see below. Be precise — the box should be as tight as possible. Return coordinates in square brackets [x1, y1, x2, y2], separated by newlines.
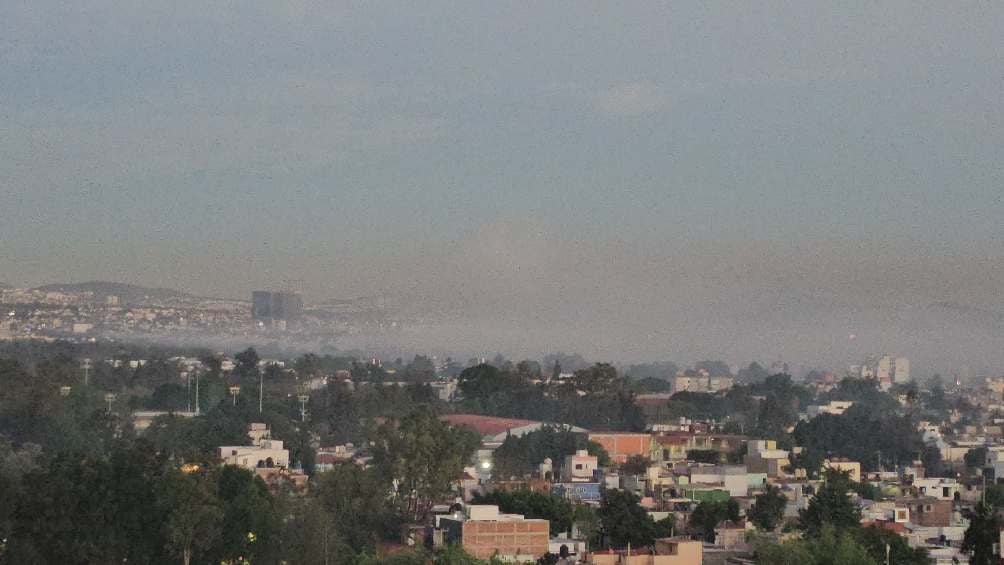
[737, 362, 769, 383]
[372, 407, 480, 520]
[749, 485, 787, 531]
[800, 469, 862, 537]
[982, 484, 1004, 508]
[472, 490, 576, 535]
[756, 524, 878, 565]
[542, 353, 589, 374]
[213, 465, 281, 564]
[458, 364, 520, 402]
[629, 376, 673, 394]
[853, 525, 932, 565]
[311, 463, 402, 554]
[234, 347, 261, 380]
[689, 499, 740, 542]
[0, 437, 40, 553]
[687, 449, 722, 464]
[597, 489, 668, 548]
[965, 446, 988, 469]
[159, 467, 223, 565]
[621, 454, 650, 475]
[793, 406, 921, 472]
[404, 355, 437, 383]
[490, 426, 610, 480]
[823, 378, 900, 418]
[281, 497, 354, 565]
[962, 501, 1000, 565]
[148, 382, 189, 410]
[572, 363, 621, 395]
[624, 361, 679, 381]
[6, 442, 167, 563]
[144, 407, 248, 462]
[789, 447, 827, 478]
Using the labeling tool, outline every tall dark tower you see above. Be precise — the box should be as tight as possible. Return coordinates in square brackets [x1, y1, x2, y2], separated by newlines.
[251, 291, 302, 323]
[251, 291, 273, 321]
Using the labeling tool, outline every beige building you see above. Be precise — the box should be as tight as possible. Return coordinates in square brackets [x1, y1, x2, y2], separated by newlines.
[586, 538, 702, 565]
[744, 440, 790, 477]
[563, 450, 599, 482]
[219, 423, 290, 470]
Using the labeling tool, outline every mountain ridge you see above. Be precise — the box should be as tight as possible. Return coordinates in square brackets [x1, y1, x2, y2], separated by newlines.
[33, 281, 195, 305]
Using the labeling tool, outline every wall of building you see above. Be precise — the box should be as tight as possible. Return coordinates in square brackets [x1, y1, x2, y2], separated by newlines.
[461, 519, 549, 560]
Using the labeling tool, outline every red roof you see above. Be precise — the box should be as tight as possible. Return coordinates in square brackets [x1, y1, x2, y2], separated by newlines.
[439, 414, 541, 436]
[862, 520, 907, 534]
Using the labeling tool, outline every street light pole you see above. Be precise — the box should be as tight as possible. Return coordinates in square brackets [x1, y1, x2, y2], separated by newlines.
[298, 394, 309, 422]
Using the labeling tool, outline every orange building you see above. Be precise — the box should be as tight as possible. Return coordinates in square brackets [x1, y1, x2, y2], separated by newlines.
[588, 432, 654, 463]
[440, 505, 549, 561]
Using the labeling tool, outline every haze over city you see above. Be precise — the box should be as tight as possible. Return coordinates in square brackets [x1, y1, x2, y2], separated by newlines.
[8, 3, 1004, 565]
[3, 2, 1002, 372]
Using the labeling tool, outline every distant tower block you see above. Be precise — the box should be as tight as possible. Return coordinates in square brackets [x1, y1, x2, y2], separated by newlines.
[251, 290, 303, 324]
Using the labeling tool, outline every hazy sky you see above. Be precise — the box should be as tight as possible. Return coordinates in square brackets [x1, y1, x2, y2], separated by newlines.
[2, 2, 1002, 370]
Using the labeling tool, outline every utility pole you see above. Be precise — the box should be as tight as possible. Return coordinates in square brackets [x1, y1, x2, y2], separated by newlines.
[298, 394, 309, 422]
[323, 527, 329, 565]
[195, 370, 201, 415]
[82, 358, 92, 386]
[186, 372, 191, 413]
[259, 371, 263, 414]
[230, 385, 241, 406]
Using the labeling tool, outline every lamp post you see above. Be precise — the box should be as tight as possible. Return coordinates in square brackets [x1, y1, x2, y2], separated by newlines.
[195, 369, 201, 415]
[229, 385, 241, 406]
[59, 385, 72, 397]
[81, 358, 92, 386]
[104, 392, 116, 414]
[298, 394, 309, 422]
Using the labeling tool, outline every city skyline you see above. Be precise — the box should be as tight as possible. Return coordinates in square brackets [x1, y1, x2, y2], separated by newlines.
[3, 2, 1002, 370]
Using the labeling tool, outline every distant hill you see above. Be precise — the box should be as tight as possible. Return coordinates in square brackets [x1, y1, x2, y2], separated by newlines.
[33, 281, 194, 305]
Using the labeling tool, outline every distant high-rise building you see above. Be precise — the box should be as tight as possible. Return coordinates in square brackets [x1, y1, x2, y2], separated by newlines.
[894, 357, 910, 383]
[252, 291, 272, 320]
[876, 356, 892, 382]
[855, 355, 909, 386]
[251, 291, 303, 323]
